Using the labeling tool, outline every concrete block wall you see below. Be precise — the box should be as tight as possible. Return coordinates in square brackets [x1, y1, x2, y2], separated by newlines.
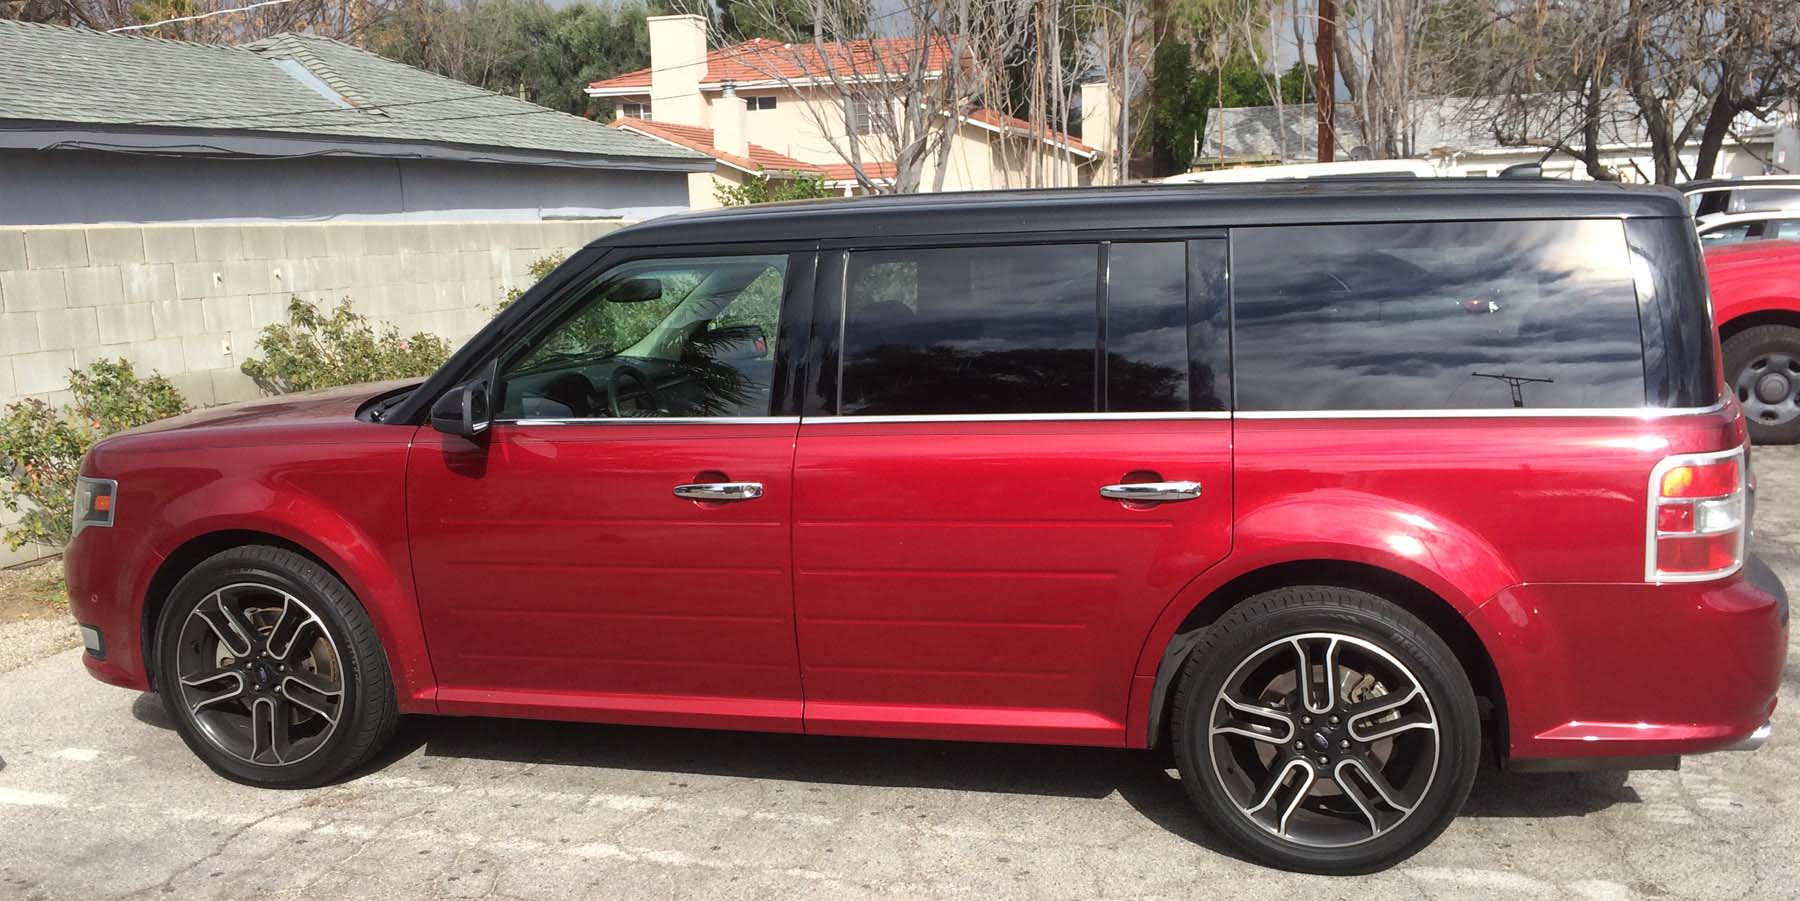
[0, 220, 623, 409]
[0, 219, 625, 564]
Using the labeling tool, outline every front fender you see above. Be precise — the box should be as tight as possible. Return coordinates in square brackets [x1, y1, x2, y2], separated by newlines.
[88, 431, 437, 713]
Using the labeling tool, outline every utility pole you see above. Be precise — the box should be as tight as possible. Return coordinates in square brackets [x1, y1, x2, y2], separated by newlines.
[1315, 0, 1337, 162]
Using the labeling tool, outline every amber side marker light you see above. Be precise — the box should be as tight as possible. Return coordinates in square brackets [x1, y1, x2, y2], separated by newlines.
[1647, 450, 1746, 582]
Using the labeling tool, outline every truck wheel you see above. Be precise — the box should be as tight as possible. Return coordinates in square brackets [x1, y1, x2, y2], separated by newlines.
[1169, 586, 1480, 874]
[1725, 325, 1800, 445]
[155, 545, 397, 787]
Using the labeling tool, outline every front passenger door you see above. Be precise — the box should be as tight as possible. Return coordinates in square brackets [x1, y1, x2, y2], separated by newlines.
[407, 250, 813, 733]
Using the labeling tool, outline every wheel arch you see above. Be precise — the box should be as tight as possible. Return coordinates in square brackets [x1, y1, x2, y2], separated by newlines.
[1718, 307, 1800, 344]
[1138, 559, 1507, 762]
[141, 524, 436, 713]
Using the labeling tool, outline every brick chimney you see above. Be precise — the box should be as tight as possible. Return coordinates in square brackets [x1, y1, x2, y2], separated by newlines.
[648, 14, 707, 126]
[715, 81, 748, 158]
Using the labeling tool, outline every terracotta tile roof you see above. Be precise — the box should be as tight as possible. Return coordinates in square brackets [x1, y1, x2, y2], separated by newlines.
[608, 117, 822, 175]
[964, 108, 1094, 157]
[818, 161, 898, 183]
[590, 37, 954, 93]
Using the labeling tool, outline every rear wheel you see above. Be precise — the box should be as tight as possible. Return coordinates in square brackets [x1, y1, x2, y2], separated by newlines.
[1724, 325, 1800, 445]
[1170, 586, 1480, 874]
[155, 545, 396, 787]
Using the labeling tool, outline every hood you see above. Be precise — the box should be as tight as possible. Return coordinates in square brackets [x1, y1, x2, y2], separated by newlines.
[116, 380, 419, 439]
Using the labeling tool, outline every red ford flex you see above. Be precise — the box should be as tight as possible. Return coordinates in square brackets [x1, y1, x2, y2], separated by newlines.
[66, 181, 1787, 873]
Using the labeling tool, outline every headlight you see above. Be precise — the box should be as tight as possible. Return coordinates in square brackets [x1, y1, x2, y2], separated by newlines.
[72, 477, 117, 538]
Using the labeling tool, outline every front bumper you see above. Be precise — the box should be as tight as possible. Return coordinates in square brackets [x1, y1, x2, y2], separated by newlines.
[1475, 554, 1787, 762]
[66, 521, 164, 692]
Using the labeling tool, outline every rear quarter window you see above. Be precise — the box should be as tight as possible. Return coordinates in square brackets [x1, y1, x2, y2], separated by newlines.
[1231, 220, 1647, 412]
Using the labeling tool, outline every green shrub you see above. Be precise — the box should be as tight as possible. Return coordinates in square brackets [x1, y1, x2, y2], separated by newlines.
[496, 253, 569, 312]
[714, 174, 832, 207]
[241, 297, 452, 394]
[0, 360, 188, 551]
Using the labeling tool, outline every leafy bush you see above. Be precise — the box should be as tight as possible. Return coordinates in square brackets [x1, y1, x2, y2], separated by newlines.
[0, 360, 188, 551]
[715, 174, 833, 207]
[241, 297, 451, 394]
[497, 253, 569, 312]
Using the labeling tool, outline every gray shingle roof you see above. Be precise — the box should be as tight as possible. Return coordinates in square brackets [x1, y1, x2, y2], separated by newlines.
[0, 20, 706, 166]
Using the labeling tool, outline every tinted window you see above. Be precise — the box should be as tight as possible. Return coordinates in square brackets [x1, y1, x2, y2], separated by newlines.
[1772, 220, 1800, 240]
[1701, 222, 1758, 246]
[1105, 243, 1188, 412]
[1232, 220, 1646, 411]
[841, 245, 1097, 415]
[1733, 188, 1800, 213]
[499, 254, 785, 419]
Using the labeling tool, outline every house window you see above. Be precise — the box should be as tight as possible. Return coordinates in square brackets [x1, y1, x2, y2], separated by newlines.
[846, 97, 880, 135]
[745, 96, 777, 111]
[622, 102, 651, 120]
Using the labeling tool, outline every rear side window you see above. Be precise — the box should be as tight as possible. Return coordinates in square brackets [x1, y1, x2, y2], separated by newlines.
[840, 244, 1098, 415]
[1231, 220, 1646, 412]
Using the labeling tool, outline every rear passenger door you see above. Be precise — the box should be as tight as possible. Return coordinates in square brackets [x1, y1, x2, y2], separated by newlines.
[791, 239, 1233, 746]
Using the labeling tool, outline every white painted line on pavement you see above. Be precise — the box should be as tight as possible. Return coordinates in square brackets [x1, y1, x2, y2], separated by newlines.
[0, 787, 68, 808]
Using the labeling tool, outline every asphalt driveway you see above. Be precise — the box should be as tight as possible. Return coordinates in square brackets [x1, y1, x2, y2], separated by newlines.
[3, 450, 1797, 900]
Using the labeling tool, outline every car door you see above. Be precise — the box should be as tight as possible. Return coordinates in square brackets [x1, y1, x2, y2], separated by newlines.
[791, 239, 1234, 746]
[408, 247, 815, 733]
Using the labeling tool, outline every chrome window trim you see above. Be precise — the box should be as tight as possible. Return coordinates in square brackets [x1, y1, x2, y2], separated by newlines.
[498, 416, 801, 426]
[1644, 445, 1749, 584]
[497, 402, 1725, 426]
[1235, 401, 1729, 420]
[804, 411, 1232, 424]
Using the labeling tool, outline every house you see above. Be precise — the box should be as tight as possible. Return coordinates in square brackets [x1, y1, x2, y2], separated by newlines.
[1196, 96, 1793, 181]
[587, 14, 1116, 205]
[0, 20, 710, 224]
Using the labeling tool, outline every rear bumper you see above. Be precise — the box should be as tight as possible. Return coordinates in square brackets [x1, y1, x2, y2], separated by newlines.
[1475, 554, 1786, 761]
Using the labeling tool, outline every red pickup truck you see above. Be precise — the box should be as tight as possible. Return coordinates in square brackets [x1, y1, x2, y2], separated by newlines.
[1709, 240, 1800, 443]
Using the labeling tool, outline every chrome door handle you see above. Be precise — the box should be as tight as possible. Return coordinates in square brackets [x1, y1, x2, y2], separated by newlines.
[1099, 481, 1202, 502]
[673, 481, 764, 502]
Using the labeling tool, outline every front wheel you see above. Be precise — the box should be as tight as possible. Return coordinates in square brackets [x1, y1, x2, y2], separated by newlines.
[1724, 325, 1800, 445]
[1169, 586, 1480, 874]
[155, 545, 397, 787]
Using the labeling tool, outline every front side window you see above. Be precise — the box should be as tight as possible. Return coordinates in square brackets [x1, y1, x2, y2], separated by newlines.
[840, 244, 1098, 415]
[1232, 220, 1646, 411]
[499, 254, 786, 420]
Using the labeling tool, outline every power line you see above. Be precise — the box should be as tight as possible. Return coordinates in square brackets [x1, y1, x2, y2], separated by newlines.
[109, 0, 298, 33]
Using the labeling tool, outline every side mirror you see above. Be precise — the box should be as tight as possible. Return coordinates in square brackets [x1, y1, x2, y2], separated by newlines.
[431, 360, 499, 438]
[607, 277, 663, 304]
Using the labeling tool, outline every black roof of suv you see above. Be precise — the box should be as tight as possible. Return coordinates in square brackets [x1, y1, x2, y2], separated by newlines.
[608, 180, 1690, 248]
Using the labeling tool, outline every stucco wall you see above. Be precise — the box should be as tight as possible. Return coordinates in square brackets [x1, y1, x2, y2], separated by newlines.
[0, 149, 690, 226]
[0, 219, 624, 564]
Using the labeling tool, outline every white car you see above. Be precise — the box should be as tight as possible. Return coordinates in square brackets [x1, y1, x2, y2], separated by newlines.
[1683, 176, 1800, 226]
[1696, 210, 1800, 247]
[1162, 159, 1441, 183]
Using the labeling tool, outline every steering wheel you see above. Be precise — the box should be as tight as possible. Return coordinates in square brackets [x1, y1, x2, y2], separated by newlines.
[604, 365, 661, 417]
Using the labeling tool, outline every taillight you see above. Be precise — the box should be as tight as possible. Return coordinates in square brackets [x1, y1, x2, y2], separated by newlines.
[1647, 448, 1747, 582]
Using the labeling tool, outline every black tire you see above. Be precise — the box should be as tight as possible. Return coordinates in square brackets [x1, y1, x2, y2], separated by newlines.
[1723, 324, 1800, 445]
[1169, 586, 1480, 874]
[154, 545, 397, 787]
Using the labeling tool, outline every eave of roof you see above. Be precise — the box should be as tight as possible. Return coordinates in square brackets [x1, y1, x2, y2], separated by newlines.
[609, 118, 824, 176]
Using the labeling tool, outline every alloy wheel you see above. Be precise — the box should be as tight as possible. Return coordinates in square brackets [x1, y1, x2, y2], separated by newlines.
[1207, 632, 1440, 848]
[173, 582, 345, 767]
